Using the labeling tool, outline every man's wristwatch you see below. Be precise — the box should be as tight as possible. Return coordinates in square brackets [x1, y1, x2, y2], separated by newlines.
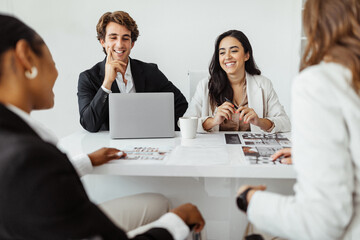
[236, 187, 253, 213]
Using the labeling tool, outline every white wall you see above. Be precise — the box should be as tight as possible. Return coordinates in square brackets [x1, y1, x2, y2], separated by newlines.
[0, 0, 302, 138]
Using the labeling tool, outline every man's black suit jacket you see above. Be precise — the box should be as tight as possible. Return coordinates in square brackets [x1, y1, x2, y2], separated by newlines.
[0, 104, 173, 240]
[77, 58, 188, 132]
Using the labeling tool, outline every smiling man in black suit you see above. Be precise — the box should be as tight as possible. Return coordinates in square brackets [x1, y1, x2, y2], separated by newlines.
[77, 11, 188, 132]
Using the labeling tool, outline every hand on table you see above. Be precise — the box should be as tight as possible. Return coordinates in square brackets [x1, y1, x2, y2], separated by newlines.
[236, 106, 259, 125]
[102, 46, 127, 90]
[271, 148, 292, 164]
[170, 203, 205, 233]
[203, 102, 236, 130]
[236, 106, 273, 131]
[88, 147, 126, 166]
[213, 102, 237, 124]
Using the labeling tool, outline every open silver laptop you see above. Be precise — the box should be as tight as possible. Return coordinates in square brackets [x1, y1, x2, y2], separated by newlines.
[109, 93, 175, 139]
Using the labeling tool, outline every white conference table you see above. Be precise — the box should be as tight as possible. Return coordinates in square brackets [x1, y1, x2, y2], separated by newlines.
[59, 130, 296, 178]
[59, 130, 296, 240]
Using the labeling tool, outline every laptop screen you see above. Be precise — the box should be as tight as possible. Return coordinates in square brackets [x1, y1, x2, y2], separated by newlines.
[109, 93, 175, 139]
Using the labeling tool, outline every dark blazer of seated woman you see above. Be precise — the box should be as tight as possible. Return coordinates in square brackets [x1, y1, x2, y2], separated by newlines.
[0, 14, 204, 240]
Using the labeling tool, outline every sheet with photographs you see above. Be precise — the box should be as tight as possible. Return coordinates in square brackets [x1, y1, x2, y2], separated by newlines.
[121, 146, 171, 161]
[240, 133, 291, 165]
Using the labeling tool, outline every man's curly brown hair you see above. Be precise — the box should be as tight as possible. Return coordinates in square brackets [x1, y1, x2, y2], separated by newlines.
[96, 11, 139, 44]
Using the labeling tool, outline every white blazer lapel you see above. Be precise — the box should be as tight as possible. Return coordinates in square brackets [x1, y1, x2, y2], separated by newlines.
[246, 73, 264, 118]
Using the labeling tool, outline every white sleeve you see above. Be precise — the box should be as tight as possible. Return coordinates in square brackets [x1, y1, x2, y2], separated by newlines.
[101, 85, 112, 94]
[127, 212, 189, 240]
[68, 154, 93, 177]
[247, 69, 354, 239]
[182, 78, 219, 133]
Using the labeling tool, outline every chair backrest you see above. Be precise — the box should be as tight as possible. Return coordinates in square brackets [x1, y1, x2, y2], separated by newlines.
[188, 70, 208, 101]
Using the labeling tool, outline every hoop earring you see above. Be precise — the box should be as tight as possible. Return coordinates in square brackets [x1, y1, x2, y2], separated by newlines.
[25, 66, 38, 79]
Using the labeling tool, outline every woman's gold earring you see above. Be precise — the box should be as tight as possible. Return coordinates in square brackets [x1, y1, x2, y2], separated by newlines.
[25, 66, 38, 79]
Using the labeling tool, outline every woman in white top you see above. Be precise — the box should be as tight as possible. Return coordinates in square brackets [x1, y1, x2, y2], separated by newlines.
[183, 30, 290, 133]
[237, 0, 360, 239]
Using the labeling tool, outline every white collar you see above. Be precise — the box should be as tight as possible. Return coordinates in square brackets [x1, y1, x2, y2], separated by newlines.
[117, 58, 132, 79]
[5, 104, 58, 145]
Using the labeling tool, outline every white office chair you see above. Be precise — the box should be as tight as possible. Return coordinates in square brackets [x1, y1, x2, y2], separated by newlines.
[187, 70, 208, 101]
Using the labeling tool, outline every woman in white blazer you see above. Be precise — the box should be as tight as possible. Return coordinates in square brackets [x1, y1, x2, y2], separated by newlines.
[237, 0, 360, 239]
[183, 30, 290, 133]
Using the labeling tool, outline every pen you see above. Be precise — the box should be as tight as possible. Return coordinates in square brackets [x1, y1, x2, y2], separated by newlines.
[224, 97, 238, 110]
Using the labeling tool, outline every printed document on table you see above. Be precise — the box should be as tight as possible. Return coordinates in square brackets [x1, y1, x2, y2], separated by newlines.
[108, 146, 172, 164]
[237, 133, 292, 165]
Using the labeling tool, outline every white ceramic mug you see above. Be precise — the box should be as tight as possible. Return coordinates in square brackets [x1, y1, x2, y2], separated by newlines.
[179, 117, 198, 139]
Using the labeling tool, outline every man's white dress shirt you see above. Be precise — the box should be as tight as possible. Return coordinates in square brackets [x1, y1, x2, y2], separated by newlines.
[101, 59, 136, 94]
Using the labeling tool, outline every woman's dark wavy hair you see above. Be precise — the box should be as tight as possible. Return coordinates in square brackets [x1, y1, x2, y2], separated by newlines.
[0, 14, 44, 79]
[208, 30, 261, 110]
